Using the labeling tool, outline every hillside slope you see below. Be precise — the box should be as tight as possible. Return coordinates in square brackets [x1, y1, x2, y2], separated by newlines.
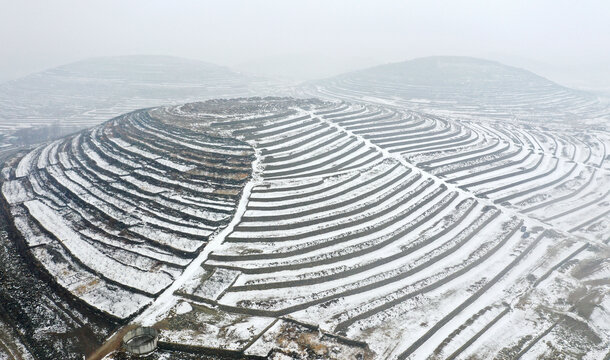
[309, 56, 610, 126]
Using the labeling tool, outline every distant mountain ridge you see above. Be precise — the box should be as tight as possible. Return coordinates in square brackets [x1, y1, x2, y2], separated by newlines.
[311, 56, 609, 126]
[39, 55, 248, 84]
[0, 55, 275, 143]
[339, 56, 559, 88]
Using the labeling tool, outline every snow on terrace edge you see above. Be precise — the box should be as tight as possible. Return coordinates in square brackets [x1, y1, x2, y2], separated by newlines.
[0, 99, 332, 320]
[150, 99, 609, 359]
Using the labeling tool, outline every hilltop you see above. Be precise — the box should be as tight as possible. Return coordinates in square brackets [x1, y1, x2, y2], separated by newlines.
[0, 55, 276, 143]
[2, 97, 608, 359]
[309, 56, 610, 126]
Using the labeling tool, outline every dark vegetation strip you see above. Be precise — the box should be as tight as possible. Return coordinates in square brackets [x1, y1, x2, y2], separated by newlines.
[212, 181, 440, 265]
[434, 143, 513, 177]
[462, 153, 543, 190]
[211, 110, 295, 127]
[249, 174, 360, 202]
[569, 208, 610, 232]
[418, 139, 500, 167]
[261, 127, 338, 156]
[251, 179, 325, 194]
[229, 176, 428, 243]
[238, 172, 426, 232]
[263, 139, 364, 178]
[236, 114, 310, 137]
[264, 132, 345, 164]
[244, 118, 319, 140]
[513, 321, 559, 360]
[323, 107, 367, 119]
[264, 137, 357, 171]
[402, 131, 480, 156]
[368, 123, 447, 143]
[243, 167, 410, 220]
[394, 130, 473, 154]
[257, 123, 330, 149]
[533, 243, 589, 287]
[544, 190, 610, 222]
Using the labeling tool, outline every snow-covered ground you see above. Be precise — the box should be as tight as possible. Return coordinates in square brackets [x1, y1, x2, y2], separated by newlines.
[2, 97, 608, 360]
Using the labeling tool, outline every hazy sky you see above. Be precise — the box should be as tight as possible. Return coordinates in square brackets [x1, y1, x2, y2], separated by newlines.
[1, 0, 609, 85]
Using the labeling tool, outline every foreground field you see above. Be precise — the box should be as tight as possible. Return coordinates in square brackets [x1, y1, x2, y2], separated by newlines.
[1, 96, 609, 359]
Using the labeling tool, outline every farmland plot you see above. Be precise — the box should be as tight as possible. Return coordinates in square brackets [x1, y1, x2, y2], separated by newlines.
[305, 58, 610, 242]
[139, 99, 608, 359]
[0, 55, 282, 143]
[2, 97, 608, 359]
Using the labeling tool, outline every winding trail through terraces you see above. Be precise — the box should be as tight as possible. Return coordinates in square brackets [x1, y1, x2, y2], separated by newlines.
[311, 88, 610, 236]
[88, 148, 263, 360]
[309, 86, 610, 175]
[91, 102, 604, 359]
[316, 109, 593, 245]
[136, 184, 261, 325]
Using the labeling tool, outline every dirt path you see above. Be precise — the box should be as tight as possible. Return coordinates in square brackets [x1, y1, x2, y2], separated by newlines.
[89, 147, 263, 359]
[86, 325, 137, 360]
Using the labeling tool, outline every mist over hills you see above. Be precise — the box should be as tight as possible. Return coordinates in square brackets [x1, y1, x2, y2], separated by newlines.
[2, 55, 607, 145]
[310, 56, 610, 127]
[0, 55, 277, 144]
[43, 55, 248, 83]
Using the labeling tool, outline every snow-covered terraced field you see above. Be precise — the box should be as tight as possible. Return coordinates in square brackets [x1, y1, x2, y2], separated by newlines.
[1, 108, 254, 319]
[331, 107, 610, 242]
[158, 99, 607, 359]
[0, 55, 281, 142]
[2, 96, 608, 359]
[307, 57, 610, 127]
